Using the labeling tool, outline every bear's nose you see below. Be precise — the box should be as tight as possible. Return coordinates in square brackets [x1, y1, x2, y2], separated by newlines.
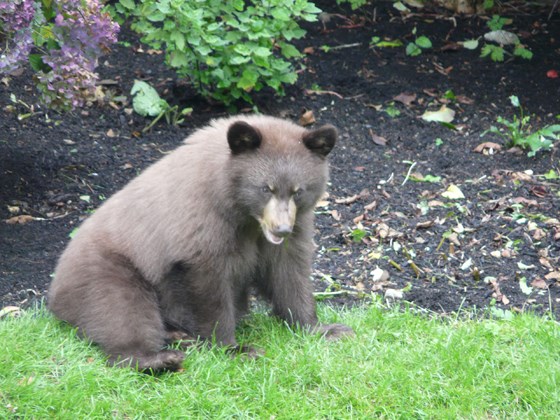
[273, 224, 293, 238]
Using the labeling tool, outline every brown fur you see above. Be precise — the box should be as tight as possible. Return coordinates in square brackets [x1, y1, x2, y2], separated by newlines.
[48, 115, 353, 371]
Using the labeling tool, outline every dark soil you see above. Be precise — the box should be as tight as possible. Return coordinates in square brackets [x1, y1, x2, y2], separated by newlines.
[1, 2, 560, 318]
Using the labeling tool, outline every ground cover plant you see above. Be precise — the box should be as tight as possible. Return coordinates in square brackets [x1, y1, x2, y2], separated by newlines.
[1, 303, 559, 417]
[0, 0, 119, 110]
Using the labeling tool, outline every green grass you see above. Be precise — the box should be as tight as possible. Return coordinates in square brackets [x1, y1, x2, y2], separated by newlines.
[1, 303, 559, 418]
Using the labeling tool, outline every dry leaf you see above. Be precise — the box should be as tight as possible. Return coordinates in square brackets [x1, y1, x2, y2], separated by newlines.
[364, 200, 377, 211]
[544, 271, 560, 281]
[473, 142, 502, 153]
[5, 215, 34, 224]
[530, 278, 548, 289]
[441, 185, 465, 200]
[353, 214, 364, 224]
[421, 105, 456, 123]
[303, 46, 315, 54]
[369, 129, 387, 146]
[371, 266, 390, 282]
[533, 229, 546, 241]
[335, 194, 360, 205]
[330, 209, 341, 221]
[416, 220, 434, 229]
[299, 109, 316, 126]
[0, 306, 21, 318]
[385, 289, 404, 300]
[393, 92, 416, 106]
[106, 128, 116, 138]
[456, 95, 474, 105]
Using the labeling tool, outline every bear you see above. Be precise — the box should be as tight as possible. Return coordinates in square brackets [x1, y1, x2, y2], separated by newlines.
[47, 115, 354, 371]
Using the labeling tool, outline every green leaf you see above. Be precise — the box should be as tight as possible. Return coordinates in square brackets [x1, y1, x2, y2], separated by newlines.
[119, 0, 135, 10]
[415, 36, 432, 49]
[509, 95, 520, 107]
[519, 277, 533, 295]
[237, 69, 259, 91]
[514, 46, 533, 60]
[169, 31, 185, 51]
[28, 54, 49, 72]
[462, 39, 479, 50]
[280, 44, 301, 58]
[406, 42, 421, 56]
[543, 170, 559, 180]
[130, 80, 168, 117]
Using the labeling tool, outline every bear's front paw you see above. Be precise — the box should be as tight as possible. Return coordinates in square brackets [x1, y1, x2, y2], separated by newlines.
[227, 344, 265, 359]
[315, 323, 355, 341]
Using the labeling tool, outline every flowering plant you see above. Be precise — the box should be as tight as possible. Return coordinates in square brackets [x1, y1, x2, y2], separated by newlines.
[0, 0, 119, 111]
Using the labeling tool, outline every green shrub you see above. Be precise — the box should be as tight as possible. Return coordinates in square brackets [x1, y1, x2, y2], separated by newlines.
[113, 0, 321, 104]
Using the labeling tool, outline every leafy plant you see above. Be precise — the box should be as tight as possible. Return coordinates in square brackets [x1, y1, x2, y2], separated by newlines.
[486, 14, 509, 31]
[131, 80, 192, 132]
[336, 0, 368, 10]
[0, 0, 119, 111]
[483, 95, 560, 156]
[479, 15, 532, 62]
[384, 102, 401, 118]
[114, 0, 320, 105]
[406, 28, 432, 57]
[370, 36, 403, 49]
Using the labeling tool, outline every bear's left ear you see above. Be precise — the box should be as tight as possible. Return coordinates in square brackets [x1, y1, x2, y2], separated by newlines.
[302, 124, 337, 157]
[228, 121, 262, 155]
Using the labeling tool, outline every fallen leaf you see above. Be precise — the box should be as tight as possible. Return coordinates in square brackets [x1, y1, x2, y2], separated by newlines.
[393, 92, 416, 106]
[512, 197, 538, 207]
[490, 250, 501, 258]
[473, 142, 502, 153]
[5, 215, 34, 224]
[371, 266, 390, 282]
[533, 229, 546, 241]
[384, 288, 404, 300]
[106, 129, 116, 138]
[416, 220, 434, 229]
[530, 278, 548, 289]
[517, 262, 535, 270]
[330, 209, 341, 221]
[353, 214, 364, 224]
[484, 30, 519, 45]
[421, 105, 455, 123]
[299, 109, 316, 126]
[441, 184, 465, 200]
[519, 277, 533, 295]
[364, 200, 377, 211]
[455, 95, 474, 105]
[0, 306, 21, 318]
[335, 194, 360, 205]
[544, 271, 560, 281]
[369, 129, 388, 146]
[303, 46, 315, 54]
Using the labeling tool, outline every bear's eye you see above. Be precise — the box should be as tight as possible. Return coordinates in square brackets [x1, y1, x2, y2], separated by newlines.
[293, 188, 303, 199]
[262, 185, 273, 194]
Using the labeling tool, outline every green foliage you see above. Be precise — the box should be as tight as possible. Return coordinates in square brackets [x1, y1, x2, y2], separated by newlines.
[406, 28, 432, 57]
[1, 305, 559, 417]
[113, 0, 320, 105]
[131, 80, 192, 132]
[483, 95, 560, 157]
[486, 14, 508, 31]
[370, 36, 403, 48]
[480, 44, 505, 61]
[336, 0, 368, 10]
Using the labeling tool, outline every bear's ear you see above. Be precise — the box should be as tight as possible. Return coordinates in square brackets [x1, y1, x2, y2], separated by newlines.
[227, 121, 262, 155]
[302, 124, 337, 157]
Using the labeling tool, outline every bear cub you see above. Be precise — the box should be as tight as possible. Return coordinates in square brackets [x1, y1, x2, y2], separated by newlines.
[48, 115, 353, 371]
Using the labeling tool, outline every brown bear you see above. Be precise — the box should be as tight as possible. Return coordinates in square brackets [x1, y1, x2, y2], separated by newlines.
[48, 115, 353, 371]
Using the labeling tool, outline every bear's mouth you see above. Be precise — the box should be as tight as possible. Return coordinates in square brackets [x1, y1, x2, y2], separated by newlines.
[262, 228, 285, 245]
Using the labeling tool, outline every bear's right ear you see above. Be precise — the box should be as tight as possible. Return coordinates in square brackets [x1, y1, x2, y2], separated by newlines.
[227, 121, 262, 155]
[302, 124, 337, 157]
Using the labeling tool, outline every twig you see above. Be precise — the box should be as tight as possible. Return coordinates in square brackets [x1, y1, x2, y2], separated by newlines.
[401, 161, 417, 186]
[388, 259, 403, 271]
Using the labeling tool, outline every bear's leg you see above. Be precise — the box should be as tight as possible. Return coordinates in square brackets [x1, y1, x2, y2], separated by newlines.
[158, 269, 241, 349]
[50, 255, 185, 372]
[259, 232, 354, 340]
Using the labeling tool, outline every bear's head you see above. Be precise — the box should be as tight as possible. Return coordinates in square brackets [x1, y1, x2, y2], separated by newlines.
[227, 119, 337, 245]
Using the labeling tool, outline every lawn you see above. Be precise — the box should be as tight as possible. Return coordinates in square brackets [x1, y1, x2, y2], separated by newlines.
[1, 303, 558, 418]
